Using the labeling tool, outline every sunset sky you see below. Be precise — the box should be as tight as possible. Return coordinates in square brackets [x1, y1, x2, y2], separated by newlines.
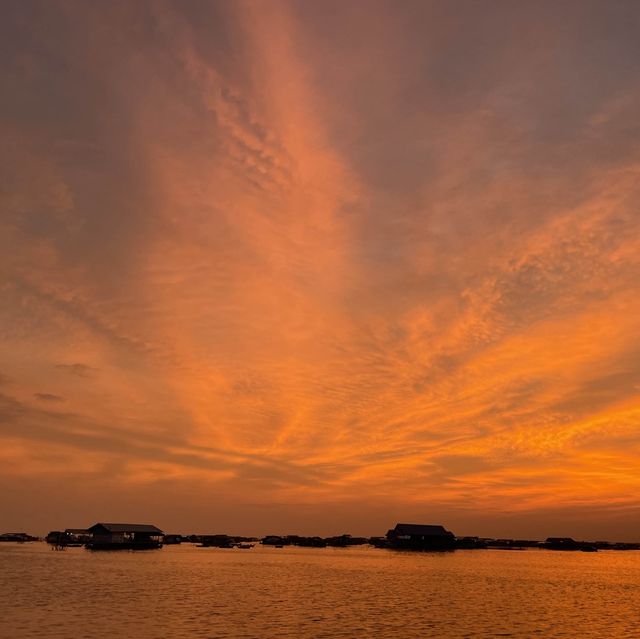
[2, 0, 640, 540]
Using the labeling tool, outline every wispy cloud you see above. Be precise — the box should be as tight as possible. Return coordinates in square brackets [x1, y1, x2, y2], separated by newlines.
[34, 393, 65, 402]
[54, 363, 98, 377]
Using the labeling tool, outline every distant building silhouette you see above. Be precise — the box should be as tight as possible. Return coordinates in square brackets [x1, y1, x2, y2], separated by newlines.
[544, 537, 579, 550]
[386, 523, 456, 550]
[0, 532, 38, 542]
[543, 537, 598, 552]
[85, 523, 164, 550]
[45, 529, 89, 546]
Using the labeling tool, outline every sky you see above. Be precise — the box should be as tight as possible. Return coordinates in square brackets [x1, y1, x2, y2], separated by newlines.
[1, 0, 640, 540]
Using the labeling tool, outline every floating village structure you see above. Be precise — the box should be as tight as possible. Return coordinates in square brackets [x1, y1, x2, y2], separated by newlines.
[386, 523, 456, 550]
[85, 523, 164, 550]
[45, 529, 89, 546]
[542, 537, 598, 552]
[0, 532, 39, 542]
[17, 520, 640, 553]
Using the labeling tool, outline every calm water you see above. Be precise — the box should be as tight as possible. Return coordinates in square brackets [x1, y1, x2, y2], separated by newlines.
[1, 542, 639, 638]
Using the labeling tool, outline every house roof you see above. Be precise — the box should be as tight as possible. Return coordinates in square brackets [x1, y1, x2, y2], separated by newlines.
[546, 537, 575, 543]
[87, 523, 164, 534]
[393, 523, 453, 536]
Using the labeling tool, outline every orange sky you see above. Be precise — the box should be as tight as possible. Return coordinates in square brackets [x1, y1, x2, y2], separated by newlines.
[1, 0, 640, 540]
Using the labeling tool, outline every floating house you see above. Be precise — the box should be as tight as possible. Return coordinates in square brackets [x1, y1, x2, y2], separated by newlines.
[198, 534, 235, 548]
[386, 523, 456, 550]
[543, 537, 580, 550]
[85, 523, 164, 550]
[65, 529, 90, 545]
[0, 532, 38, 542]
[45, 529, 89, 546]
[543, 537, 597, 552]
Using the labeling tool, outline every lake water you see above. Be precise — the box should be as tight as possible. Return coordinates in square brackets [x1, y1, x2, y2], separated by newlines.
[1, 542, 639, 638]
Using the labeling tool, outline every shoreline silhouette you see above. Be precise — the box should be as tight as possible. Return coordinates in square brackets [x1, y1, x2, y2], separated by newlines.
[4, 522, 637, 552]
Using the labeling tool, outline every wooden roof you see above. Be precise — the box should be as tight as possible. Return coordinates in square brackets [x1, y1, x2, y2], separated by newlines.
[393, 523, 453, 536]
[87, 523, 163, 535]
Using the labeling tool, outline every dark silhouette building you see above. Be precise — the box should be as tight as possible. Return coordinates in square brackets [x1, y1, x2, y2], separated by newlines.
[0, 532, 38, 542]
[543, 537, 580, 550]
[387, 523, 456, 550]
[85, 523, 164, 550]
[543, 537, 598, 552]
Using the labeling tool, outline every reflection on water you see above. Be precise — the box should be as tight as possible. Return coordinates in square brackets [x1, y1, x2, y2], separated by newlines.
[1, 543, 639, 638]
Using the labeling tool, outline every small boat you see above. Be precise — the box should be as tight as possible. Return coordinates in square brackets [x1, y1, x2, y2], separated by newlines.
[237, 544, 254, 549]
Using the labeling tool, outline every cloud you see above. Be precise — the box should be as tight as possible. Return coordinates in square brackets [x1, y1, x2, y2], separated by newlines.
[54, 363, 98, 377]
[1, 0, 640, 536]
[33, 393, 65, 402]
